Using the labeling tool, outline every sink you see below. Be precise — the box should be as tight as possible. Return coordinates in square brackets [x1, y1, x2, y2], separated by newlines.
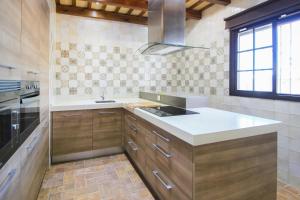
[95, 100, 116, 103]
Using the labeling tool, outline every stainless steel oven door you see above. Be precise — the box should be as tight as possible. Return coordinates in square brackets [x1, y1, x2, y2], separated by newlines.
[0, 98, 20, 169]
[20, 92, 40, 141]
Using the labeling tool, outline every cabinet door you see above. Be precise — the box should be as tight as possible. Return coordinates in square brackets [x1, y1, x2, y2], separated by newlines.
[52, 110, 93, 156]
[92, 109, 123, 150]
[0, 0, 22, 80]
[21, 0, 41, 76]
[20, 123, 49, 200]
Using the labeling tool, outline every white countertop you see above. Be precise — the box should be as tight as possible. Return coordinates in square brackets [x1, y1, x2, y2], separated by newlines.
[50, 98, 161, 111]
[51, 99, 281, 146]
[134, 107, 281, 146]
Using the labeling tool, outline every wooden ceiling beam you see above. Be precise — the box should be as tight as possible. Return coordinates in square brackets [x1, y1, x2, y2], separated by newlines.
[92, 0, 148, 11]
[56, 4, 147, 25]
[91, 0, 202, 19]
[205, 0, 230, 6]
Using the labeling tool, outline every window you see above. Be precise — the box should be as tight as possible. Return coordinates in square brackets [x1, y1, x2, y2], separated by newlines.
[230, 13, 300, 102]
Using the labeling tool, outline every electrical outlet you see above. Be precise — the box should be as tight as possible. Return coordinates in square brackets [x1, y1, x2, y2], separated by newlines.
[157, 95, 161, 101]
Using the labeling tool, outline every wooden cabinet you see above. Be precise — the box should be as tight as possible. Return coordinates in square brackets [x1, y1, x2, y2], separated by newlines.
[125, 111, 193, 200]
[20, 121, 49, 200]
[92, 109, 123, 150]
[0, 149, 22, 200]
[52, 110, 93, 156]
[52, 109, 124, 161]
[0, 0, 22, 80]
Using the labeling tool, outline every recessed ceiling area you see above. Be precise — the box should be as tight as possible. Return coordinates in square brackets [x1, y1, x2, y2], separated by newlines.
[55, 0, 231, 25]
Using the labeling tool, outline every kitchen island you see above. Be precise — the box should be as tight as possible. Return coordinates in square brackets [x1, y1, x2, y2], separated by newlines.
[51, 98, 280, 200]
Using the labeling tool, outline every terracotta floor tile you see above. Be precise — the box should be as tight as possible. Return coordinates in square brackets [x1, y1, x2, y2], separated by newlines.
[38, 154, 300, 200]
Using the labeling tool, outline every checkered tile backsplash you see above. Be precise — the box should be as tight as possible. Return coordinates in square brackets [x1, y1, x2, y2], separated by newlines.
[54, 40, 229, 97]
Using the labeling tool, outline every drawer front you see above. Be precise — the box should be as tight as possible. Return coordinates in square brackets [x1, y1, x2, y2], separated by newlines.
[125, 120, 144, 149]
[146, 158, 190, 200]
[141, 120, 193, 199]
[125, 134, 146, 174]
[0, 150, 21, 200]
[92, 109, 123, 150]
[125, 112, 138, 127]
[21, 124, 49, 200]
[52, 110, 93, 155]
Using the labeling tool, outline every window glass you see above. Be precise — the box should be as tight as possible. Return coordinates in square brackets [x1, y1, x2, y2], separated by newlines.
[277, 18, 300, 95]
[255, 48, 273, 69]
[238, 29, 253, 51]
[237, 71, 253, 91]
[238, 51, 253, 70]
[254, 70, 273, 92]
[255, 24, 273, 48]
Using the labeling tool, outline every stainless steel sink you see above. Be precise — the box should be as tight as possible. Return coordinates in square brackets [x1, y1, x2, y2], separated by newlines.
[95, 100, 116, 103]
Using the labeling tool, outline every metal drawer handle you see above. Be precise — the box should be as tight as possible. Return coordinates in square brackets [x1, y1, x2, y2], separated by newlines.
[98, 111, 116, 115]
[0, 169, 17, 198]
[0, 64, 16, 70]
[128, 115, 136, 121]
[129, 125, 137, 133]
[152, 144, 172, 158]
[153, 131, 170, 142]
[128, 141, 138, 151]
[62, 114, 81, 117]
[26, 135, 39, 153]
[152, 170, 173, 190]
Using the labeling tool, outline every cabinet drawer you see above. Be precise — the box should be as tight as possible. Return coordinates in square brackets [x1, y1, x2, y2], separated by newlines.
[125, 112, 138, 127]
[145, 158, 190, 200]
[92, 109, 123, 150]
[125, 121, 144, 149]
[0, 149, 21, 200]
[125, 134, 145, 174]
[52, 110, 92, 155]
[141, 120, 193, 199]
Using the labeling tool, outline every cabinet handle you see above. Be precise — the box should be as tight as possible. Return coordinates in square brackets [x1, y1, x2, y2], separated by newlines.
[0, 64, 16, 70]
[62, 114, 81, 117]
[26, 135, 39, 153]
[98, 111, 116, 115]
[128, 115, 136, 121]
[0, 169, 17, 198]
[129, 125, 137, 133]
[128, 141, 138, 151]
[153, 130, 170, 142]
[27, 71, 39, 75]
[152, 170, 173, 190]
[152, 144, 172, 158]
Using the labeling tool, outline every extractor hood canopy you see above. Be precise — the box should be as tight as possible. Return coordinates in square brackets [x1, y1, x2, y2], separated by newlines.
[138, 0, 208, 56]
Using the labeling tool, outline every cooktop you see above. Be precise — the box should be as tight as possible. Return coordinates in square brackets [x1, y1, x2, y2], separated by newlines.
[140, 106, 199, 117]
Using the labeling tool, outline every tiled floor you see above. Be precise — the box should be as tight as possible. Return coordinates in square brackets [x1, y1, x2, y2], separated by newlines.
[38, 154, 300, 200]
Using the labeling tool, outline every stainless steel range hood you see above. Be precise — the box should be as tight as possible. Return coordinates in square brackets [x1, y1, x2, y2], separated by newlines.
[138, 0, 208, 56]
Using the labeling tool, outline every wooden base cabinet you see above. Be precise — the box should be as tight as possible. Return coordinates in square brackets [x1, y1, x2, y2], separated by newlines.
[52, 109, 124, 162]
[92, 109, 123, 150]
[124, 111, 277, 200]
[20, 121, 49, 200]
[52, 110, 93, 156]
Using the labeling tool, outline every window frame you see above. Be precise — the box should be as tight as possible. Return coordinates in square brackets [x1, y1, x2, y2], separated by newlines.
[229, 13, 300, 102]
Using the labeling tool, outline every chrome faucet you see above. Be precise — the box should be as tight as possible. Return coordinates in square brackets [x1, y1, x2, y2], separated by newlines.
[100, 91, 105, 100]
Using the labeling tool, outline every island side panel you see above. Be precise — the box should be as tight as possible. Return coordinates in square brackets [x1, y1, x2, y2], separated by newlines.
[193, 132, 277, 200]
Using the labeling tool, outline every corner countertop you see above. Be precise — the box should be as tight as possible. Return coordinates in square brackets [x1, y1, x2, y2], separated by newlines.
[51, 98, 281, 146]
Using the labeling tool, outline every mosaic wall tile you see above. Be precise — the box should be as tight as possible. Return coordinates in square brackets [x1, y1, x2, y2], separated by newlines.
[54, 41, 227, 97]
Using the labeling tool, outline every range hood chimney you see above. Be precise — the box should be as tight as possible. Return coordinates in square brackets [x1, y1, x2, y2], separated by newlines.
[138, 0, 208, 56]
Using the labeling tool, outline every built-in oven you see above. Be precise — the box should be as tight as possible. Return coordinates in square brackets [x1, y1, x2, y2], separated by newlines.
[19, 81, 40, 142]
[0, 81, 20, 169]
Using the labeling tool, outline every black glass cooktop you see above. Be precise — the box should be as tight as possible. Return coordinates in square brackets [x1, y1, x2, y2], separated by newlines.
[140, 106, 199, 117]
